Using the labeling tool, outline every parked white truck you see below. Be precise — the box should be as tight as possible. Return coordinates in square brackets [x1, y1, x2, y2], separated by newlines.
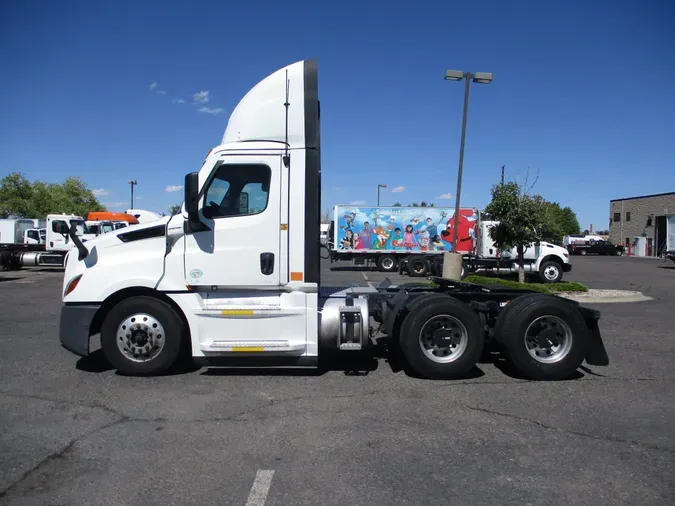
[58, 59, 608, 382]
[1, 214, 95, 270]
[0, 219, 45, 246]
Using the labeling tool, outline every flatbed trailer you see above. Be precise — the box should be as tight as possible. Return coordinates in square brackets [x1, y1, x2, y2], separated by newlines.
[57, 59, 608, 381]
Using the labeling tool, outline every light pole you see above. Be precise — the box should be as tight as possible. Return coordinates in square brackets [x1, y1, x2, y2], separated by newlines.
[444, 70, 492, 251]
[377, 184, 387, 206]
[128, 180, 138, 209]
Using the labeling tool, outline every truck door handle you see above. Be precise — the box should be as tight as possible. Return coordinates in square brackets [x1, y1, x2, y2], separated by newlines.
[260, 252, 274, 275]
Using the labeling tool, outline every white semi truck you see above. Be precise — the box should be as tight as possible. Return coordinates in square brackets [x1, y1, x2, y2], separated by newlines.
[1, 214, 95, 270]
[58, 59, 609, 381]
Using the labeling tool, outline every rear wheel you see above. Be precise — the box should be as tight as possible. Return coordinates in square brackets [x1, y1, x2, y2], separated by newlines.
[407, 257, 430, 277]
[377, 254, 397, 272]
[399, 296, 485, 379]
[580, 249, 587, 256]
[100, 296, 186, 376]
[494, 294, 589, 380]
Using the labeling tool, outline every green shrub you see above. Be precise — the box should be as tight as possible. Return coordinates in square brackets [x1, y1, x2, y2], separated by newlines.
[463, 275, 588, 293]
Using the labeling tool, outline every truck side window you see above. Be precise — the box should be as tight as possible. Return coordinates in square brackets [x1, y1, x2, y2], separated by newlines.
[52, 220, 67, 233]
[203, 163, 270, 219]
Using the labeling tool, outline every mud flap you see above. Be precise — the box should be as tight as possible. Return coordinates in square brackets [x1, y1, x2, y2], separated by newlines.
[584, 317, 609, 367]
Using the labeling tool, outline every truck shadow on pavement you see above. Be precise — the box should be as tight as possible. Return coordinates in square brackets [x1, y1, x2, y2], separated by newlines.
[74, 344, 588, 381]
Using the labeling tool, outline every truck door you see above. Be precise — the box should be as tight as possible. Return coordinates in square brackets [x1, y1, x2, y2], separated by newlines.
[183, 155, 283, 288]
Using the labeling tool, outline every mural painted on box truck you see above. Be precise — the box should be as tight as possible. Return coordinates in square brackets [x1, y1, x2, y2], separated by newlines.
[334, 206, 477, 253]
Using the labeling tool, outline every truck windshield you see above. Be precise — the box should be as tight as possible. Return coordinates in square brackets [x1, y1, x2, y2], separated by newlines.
[69, 220, 90, 235]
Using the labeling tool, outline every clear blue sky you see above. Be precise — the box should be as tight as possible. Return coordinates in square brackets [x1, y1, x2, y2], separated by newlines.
[1, 0, 673, 230]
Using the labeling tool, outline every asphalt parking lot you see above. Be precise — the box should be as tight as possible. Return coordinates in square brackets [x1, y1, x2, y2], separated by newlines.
[1, 256, 674, 505]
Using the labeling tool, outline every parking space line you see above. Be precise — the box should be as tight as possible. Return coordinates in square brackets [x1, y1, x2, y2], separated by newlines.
[245, 469, 274, 506]
[361, 272, 375, 288]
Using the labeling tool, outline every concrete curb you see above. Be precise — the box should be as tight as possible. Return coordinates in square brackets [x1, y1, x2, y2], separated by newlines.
[556, 289, 654, 304]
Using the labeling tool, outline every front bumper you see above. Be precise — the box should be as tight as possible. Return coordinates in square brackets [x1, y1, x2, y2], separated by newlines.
[59, 303, 101, 357]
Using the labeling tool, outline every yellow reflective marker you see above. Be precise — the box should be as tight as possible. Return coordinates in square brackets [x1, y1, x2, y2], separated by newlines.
[232, 347, 264, 352]
[221, 309, 254, 316]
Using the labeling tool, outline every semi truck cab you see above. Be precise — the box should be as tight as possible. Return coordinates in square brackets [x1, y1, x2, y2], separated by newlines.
[58, 60, 608, 381]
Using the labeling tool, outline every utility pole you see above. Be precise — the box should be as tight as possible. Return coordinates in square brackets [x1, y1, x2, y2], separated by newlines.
[128, 180, 137, 209]
[501, 165, 505, 184]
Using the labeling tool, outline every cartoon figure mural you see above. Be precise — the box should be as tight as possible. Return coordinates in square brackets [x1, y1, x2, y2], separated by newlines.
[440, 209, 478, 250]
[333, 206, 477, 253]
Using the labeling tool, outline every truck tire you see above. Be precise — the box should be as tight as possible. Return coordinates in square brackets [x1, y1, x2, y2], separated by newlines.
[377, 254, 397, 272]
[580, 249, 587, 256]
[398, 296, 484, 379]
[538, 260, 563, 283]
[493, 294, 589, 381]
[407, 257, 430, 277]
[100, 296, 186, 376]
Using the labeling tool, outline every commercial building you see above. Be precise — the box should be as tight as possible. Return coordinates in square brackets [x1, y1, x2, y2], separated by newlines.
[608, 191, 675, 256]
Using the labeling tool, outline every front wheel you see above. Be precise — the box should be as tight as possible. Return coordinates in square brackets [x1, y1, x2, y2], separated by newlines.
[539, 260, 563, 283]
[580, 249, 587, 256]
[100, 296, 187, 376]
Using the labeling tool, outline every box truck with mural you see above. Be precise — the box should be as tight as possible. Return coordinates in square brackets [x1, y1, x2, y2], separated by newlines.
[328, 204, 572, 282]
[328, 205, 476, 271]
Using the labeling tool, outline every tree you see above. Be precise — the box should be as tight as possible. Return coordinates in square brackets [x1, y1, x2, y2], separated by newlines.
[483, 181, 547, 283]
[168, 204, 181, 216]
[541, 202, 581, 241]
[393, 202, 402, 207]
[0, 172, 106, 218]
[320, 209, 332, 222]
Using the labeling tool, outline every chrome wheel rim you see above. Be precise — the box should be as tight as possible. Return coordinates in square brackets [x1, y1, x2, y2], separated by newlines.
[543, 264, 560, 281]
[524, 315, 573, 364]
[381, 257, 394, 270]
[116, 313, 166, 362]
[418, 314, 469, 363]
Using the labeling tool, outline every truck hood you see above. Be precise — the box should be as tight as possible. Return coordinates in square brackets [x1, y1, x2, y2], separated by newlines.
[80, 216, 170, 250]
[62, 216, 172, 303]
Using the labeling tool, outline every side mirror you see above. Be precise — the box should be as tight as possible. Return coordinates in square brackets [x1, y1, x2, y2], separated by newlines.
[184, 172, 199, 222]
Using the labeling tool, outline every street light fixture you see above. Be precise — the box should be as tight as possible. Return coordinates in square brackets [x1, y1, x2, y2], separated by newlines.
[377, 184, 387, 206]
[444, 69, 492, 251]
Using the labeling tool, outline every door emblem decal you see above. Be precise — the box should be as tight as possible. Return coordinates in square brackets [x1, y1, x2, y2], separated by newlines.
[189, 269, 203, 279]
